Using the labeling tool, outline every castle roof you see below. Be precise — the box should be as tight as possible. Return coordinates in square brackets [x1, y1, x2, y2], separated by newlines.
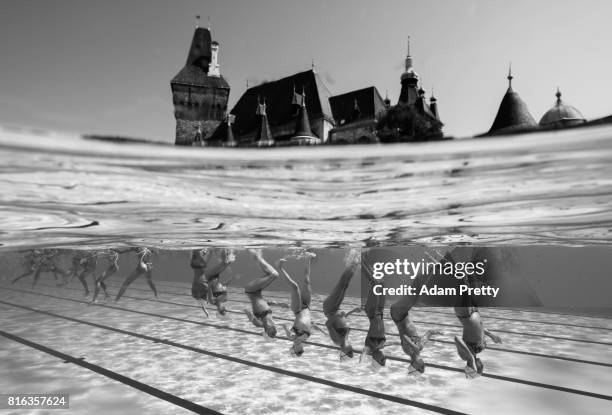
[329, 86, 386, 125]
[171, 27, 229, 89]
[488, 69, 537, 135]
[539, 89, 585, 127]
[228, 69, 334, 137]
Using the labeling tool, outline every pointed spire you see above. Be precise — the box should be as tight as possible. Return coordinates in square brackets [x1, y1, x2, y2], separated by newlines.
[404, 36, 413, 71]
[311, 58, 316, 73]
[507, 62, 513, 90]
[224, 113, 237, 147]
[556, 86, 562, 103]
[407, 36, 411, 57]
[291, 85, 319, 145]
[207, 15, 211, 30]
[195, 15, 200, 29]
[429, 86, 439, 120]
[254, 96, 274, 147]
[418, 81, 425, 97]
[384, 89, 391, 107]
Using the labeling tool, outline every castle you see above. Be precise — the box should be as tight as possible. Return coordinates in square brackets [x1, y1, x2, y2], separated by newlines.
[171, 22, 608, 146]
[171, 24, 443, 147]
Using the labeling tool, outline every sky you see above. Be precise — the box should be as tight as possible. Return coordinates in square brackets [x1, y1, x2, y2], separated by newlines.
[1, 0, 612, 142]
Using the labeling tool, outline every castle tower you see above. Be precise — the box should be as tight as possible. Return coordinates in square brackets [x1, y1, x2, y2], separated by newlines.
[254, 98, 275, 147]
[222, 113, 238, 147]
[430, 88, 439, 120]
[487, 64, 537, 135]
[291, 87, 320, 145]
[170, 18, 230, 146]
[398, 36, 420, 105]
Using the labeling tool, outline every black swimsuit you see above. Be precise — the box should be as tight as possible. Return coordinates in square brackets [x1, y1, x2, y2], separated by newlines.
[335, 326, 349, 338]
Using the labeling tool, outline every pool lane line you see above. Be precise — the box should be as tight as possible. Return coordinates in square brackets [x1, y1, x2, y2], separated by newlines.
[0, 330, 223, 415]
[2, 291, 612, 398]
[93, 281, 612, 346]
[152, 282, 612, 327]
[66, 278, 611, 344]
[2, 299, 611, 404]
[38, 274, 612, 331]
[0, 301, 470, 415]
[100, 281, 612, 334]
[3, 284, 611, 368]
[3, 290, 610, 373]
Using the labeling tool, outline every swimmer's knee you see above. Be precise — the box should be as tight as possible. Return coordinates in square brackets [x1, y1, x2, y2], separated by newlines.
[389, 304, 403, 323]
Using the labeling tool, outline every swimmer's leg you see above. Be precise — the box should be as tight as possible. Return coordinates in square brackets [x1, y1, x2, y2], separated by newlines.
[92, 265, 117, 303]
[12, 270, 33, 284]
[244, 252, 279, 292]
[144, 270, 158, 298]
[76, 270, 90, 296]
[362, 261, 385, 319]
[389, 272, 428, 322]
[31, 269, 42, 289]
[197, 299, 210, 318]
[300, 256, 312, 307]
[323, 263, 357, 315]
[115, 269, 142, 302]
[278, 259, 302, 314]
[205, 249, 235, 282]
[454, 335, 478, 378]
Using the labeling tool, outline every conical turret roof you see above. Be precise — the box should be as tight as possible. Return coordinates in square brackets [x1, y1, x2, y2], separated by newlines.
[291, 88, 320, 145]
[223, 114, 238, 147]
[488, 67, 537, 135]
[254, 99, 275, 147]
[171, 27, 229, 89]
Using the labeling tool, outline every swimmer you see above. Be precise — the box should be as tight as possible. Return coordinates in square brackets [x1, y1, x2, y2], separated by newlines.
[190, 248, 211, 317]
[90, 249, 126, 303]
[41, 249, 66, 283]
[360, 257, 388, 368]
[389, 270, 441, 374]
[11, 250, 43, 286]
[204, 249, 237, 316]
[243, 250, 284, 338]
[12, 249, 66, 288]
[278, 253, 325, 357]
[75, 252, 98, 297]
[447, 247, 503, 378]
[59, 251, 86, 286]
[115, 247, 158, 302]
[322, 250, 363, 360]
[454, 304, 502, 378]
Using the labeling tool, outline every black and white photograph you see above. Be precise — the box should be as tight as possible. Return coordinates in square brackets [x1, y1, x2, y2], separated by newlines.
[1, 1, 611, 414]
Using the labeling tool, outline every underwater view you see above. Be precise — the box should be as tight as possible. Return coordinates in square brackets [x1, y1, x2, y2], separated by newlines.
[0, 245, 611, 414]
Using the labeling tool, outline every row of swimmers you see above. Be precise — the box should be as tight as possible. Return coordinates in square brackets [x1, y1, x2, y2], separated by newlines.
[11, 247, 157, 303]
[9, 247, 502, 378]
[190, 248, 502, 379]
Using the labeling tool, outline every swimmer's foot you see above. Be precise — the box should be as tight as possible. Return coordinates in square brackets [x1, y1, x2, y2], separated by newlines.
[249, 248, 263, 258]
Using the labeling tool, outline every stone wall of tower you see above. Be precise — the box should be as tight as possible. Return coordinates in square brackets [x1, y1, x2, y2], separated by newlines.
[172, 84, 229, 145]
